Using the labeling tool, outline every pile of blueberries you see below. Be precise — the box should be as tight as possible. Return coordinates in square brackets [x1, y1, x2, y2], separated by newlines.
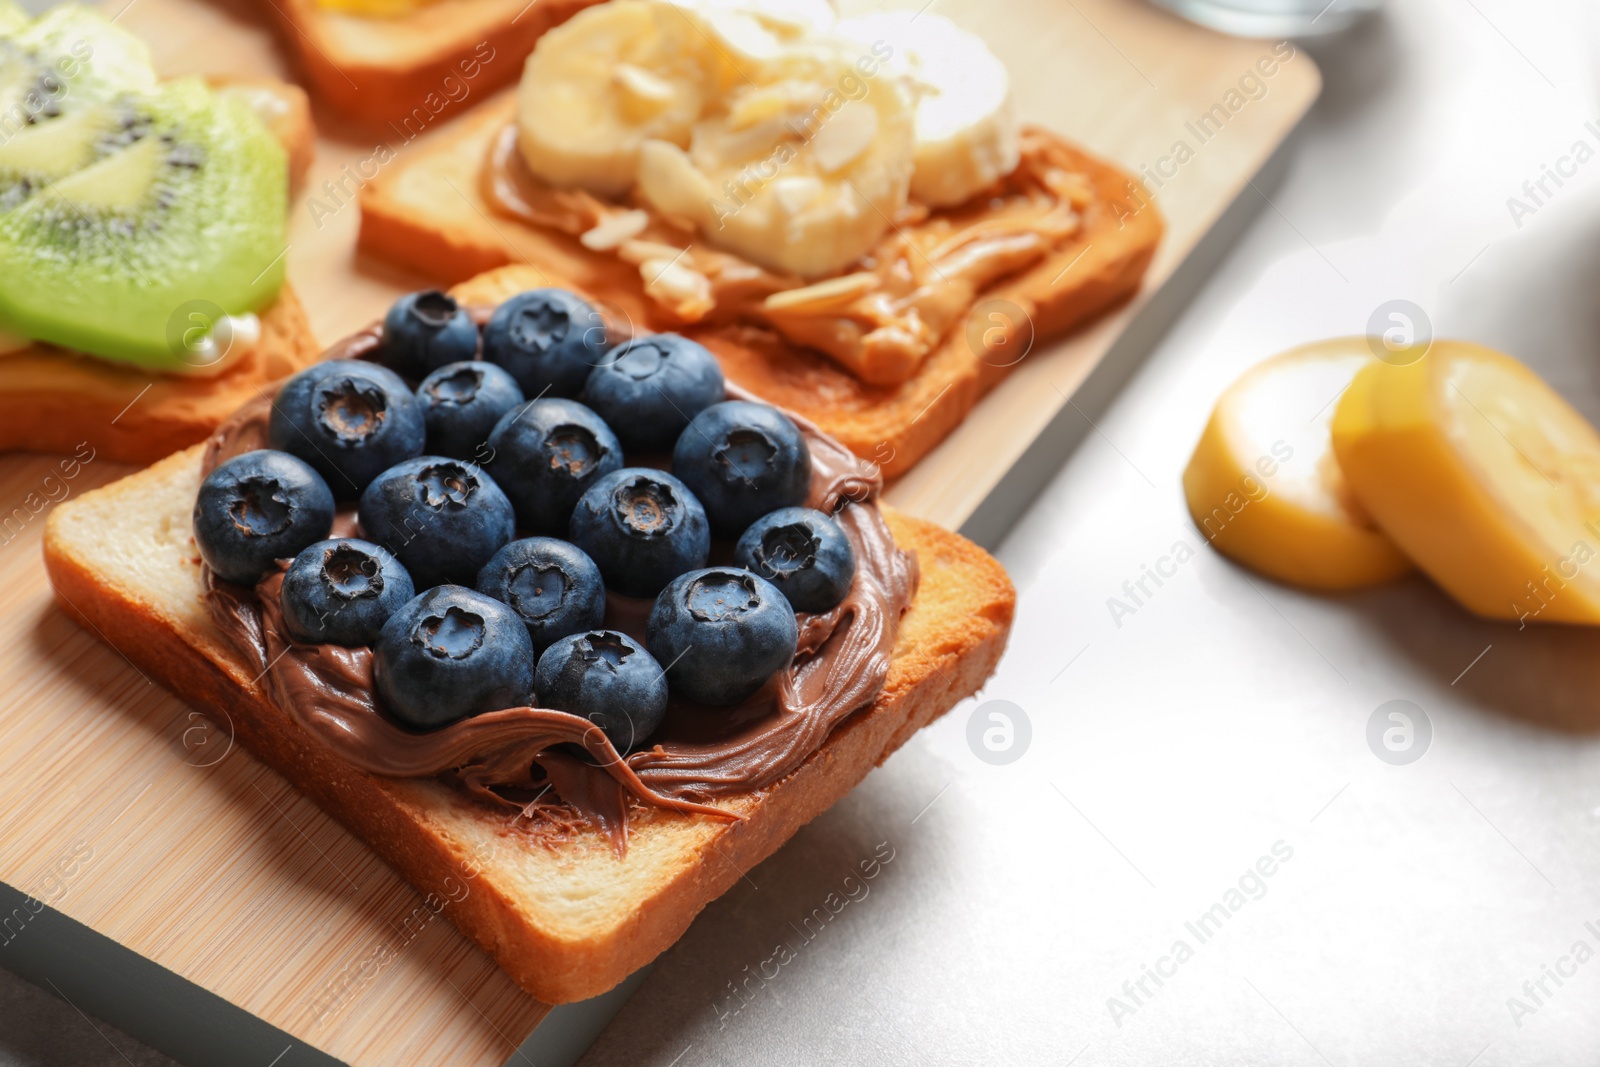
[194, 288, 859, 752]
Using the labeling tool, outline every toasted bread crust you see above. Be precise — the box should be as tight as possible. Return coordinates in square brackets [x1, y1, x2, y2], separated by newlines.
[261, 0, 598, 126]
[43, 444, 1014, 1003]
[361, 96, 1163, 477]
[0, 288, 319, 466]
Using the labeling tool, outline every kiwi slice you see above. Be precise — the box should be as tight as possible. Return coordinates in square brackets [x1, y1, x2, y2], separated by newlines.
[0, 7, 156, 206]
[0, 7, 155, 116]
[0, 2, 26, 36]
[0, 76, 287, 367]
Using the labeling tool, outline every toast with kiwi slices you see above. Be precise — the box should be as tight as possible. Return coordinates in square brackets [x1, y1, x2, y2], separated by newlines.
[0, 3, 320, 465]
[357, 0, 1163, 478]
[258, 0, 598, 127]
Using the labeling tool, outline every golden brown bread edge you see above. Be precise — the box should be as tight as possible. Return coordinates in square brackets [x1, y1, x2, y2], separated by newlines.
[261, 0, 597, 127]
[43, 443, 1015, 1003]
[0, 291, 319, 465]
[360, 94, 1164, 477]
[0, 79, 321, 466]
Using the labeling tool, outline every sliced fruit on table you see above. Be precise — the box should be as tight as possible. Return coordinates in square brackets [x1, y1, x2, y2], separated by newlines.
[1184, 337, 1413, 591]
[0, 75, 287, 369]
[1332, 340, 1600, 624]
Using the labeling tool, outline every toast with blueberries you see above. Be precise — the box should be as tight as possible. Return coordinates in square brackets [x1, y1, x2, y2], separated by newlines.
[258, 0, 596, 126]
[357, 0, 1163, 478]
[0, 4, 320, 464]
[42, 271, 1015, 1004]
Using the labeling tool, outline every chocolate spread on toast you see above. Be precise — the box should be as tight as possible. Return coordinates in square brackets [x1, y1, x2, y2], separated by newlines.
[201, 321, 918, 851]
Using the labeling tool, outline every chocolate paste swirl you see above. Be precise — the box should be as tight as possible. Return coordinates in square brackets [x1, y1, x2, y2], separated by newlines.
[201, 320, 918, 851]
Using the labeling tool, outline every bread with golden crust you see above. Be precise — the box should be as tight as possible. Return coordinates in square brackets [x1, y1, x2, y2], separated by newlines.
[259, 0, 597, 127]
[0, 79, 320, 466]
[43, 439, 1014, 1003]
[359, 94, 1163, 477]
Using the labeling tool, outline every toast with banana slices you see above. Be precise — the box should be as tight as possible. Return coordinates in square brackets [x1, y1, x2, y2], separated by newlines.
[361, 96, 1160, 477]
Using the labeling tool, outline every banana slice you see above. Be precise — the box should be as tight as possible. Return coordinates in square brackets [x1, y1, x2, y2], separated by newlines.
[1332, 341, 1600, 624]
[687, 0, 833, 36]
[636, 41, 915, 278]
[516, 0, 727, 195]
[1184, 338, 1412, 591]
[834, 11, 1018, 208]
[669, 0, 834, 61]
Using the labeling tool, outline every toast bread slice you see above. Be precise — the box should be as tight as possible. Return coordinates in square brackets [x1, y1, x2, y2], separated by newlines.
[43, 443, 1014, 1003]
[0, 79, 320, 466]
[260, 0, 597, 126]
[360, 94, 1163, 477]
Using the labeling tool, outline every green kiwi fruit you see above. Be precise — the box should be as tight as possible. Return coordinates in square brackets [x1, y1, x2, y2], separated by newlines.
[0, 7, 154, 119]
[0, 75, 287, 368]
[0, 6, 156, 208]
[0, 2, 26, 36]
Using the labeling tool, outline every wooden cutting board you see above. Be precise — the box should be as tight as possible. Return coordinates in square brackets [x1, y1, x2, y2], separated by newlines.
[0, 0, 1318, 1063]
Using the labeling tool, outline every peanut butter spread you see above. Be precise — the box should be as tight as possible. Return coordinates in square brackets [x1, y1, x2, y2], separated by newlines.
[483, 123, 1089, 385]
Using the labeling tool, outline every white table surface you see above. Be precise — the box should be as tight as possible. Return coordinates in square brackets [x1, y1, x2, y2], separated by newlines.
[578, 1, 1600, 1064]
[8, 0, 1600, 1064]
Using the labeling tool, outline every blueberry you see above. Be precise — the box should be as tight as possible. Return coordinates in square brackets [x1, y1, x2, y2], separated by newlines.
[268, 361, 426, 500]
[476, 537, 606, 655]
[374, 586, 535, 731]
[193, 450, 335, 586]
[485, 398, 622, 534]
[280, 538, 415, 646]
[581, 333, 724, 453]
[733, 507, 856, 613]
[568, 468, 709, 598]
[534, 631, 667, 751]
[671, 400, 811, 534]
[378, 290, 480, 379]
[646, 567, 798, 706]
[482, 288, 610, 397]
[357, 457, 515, 590]
[416, 361, 524, 460]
